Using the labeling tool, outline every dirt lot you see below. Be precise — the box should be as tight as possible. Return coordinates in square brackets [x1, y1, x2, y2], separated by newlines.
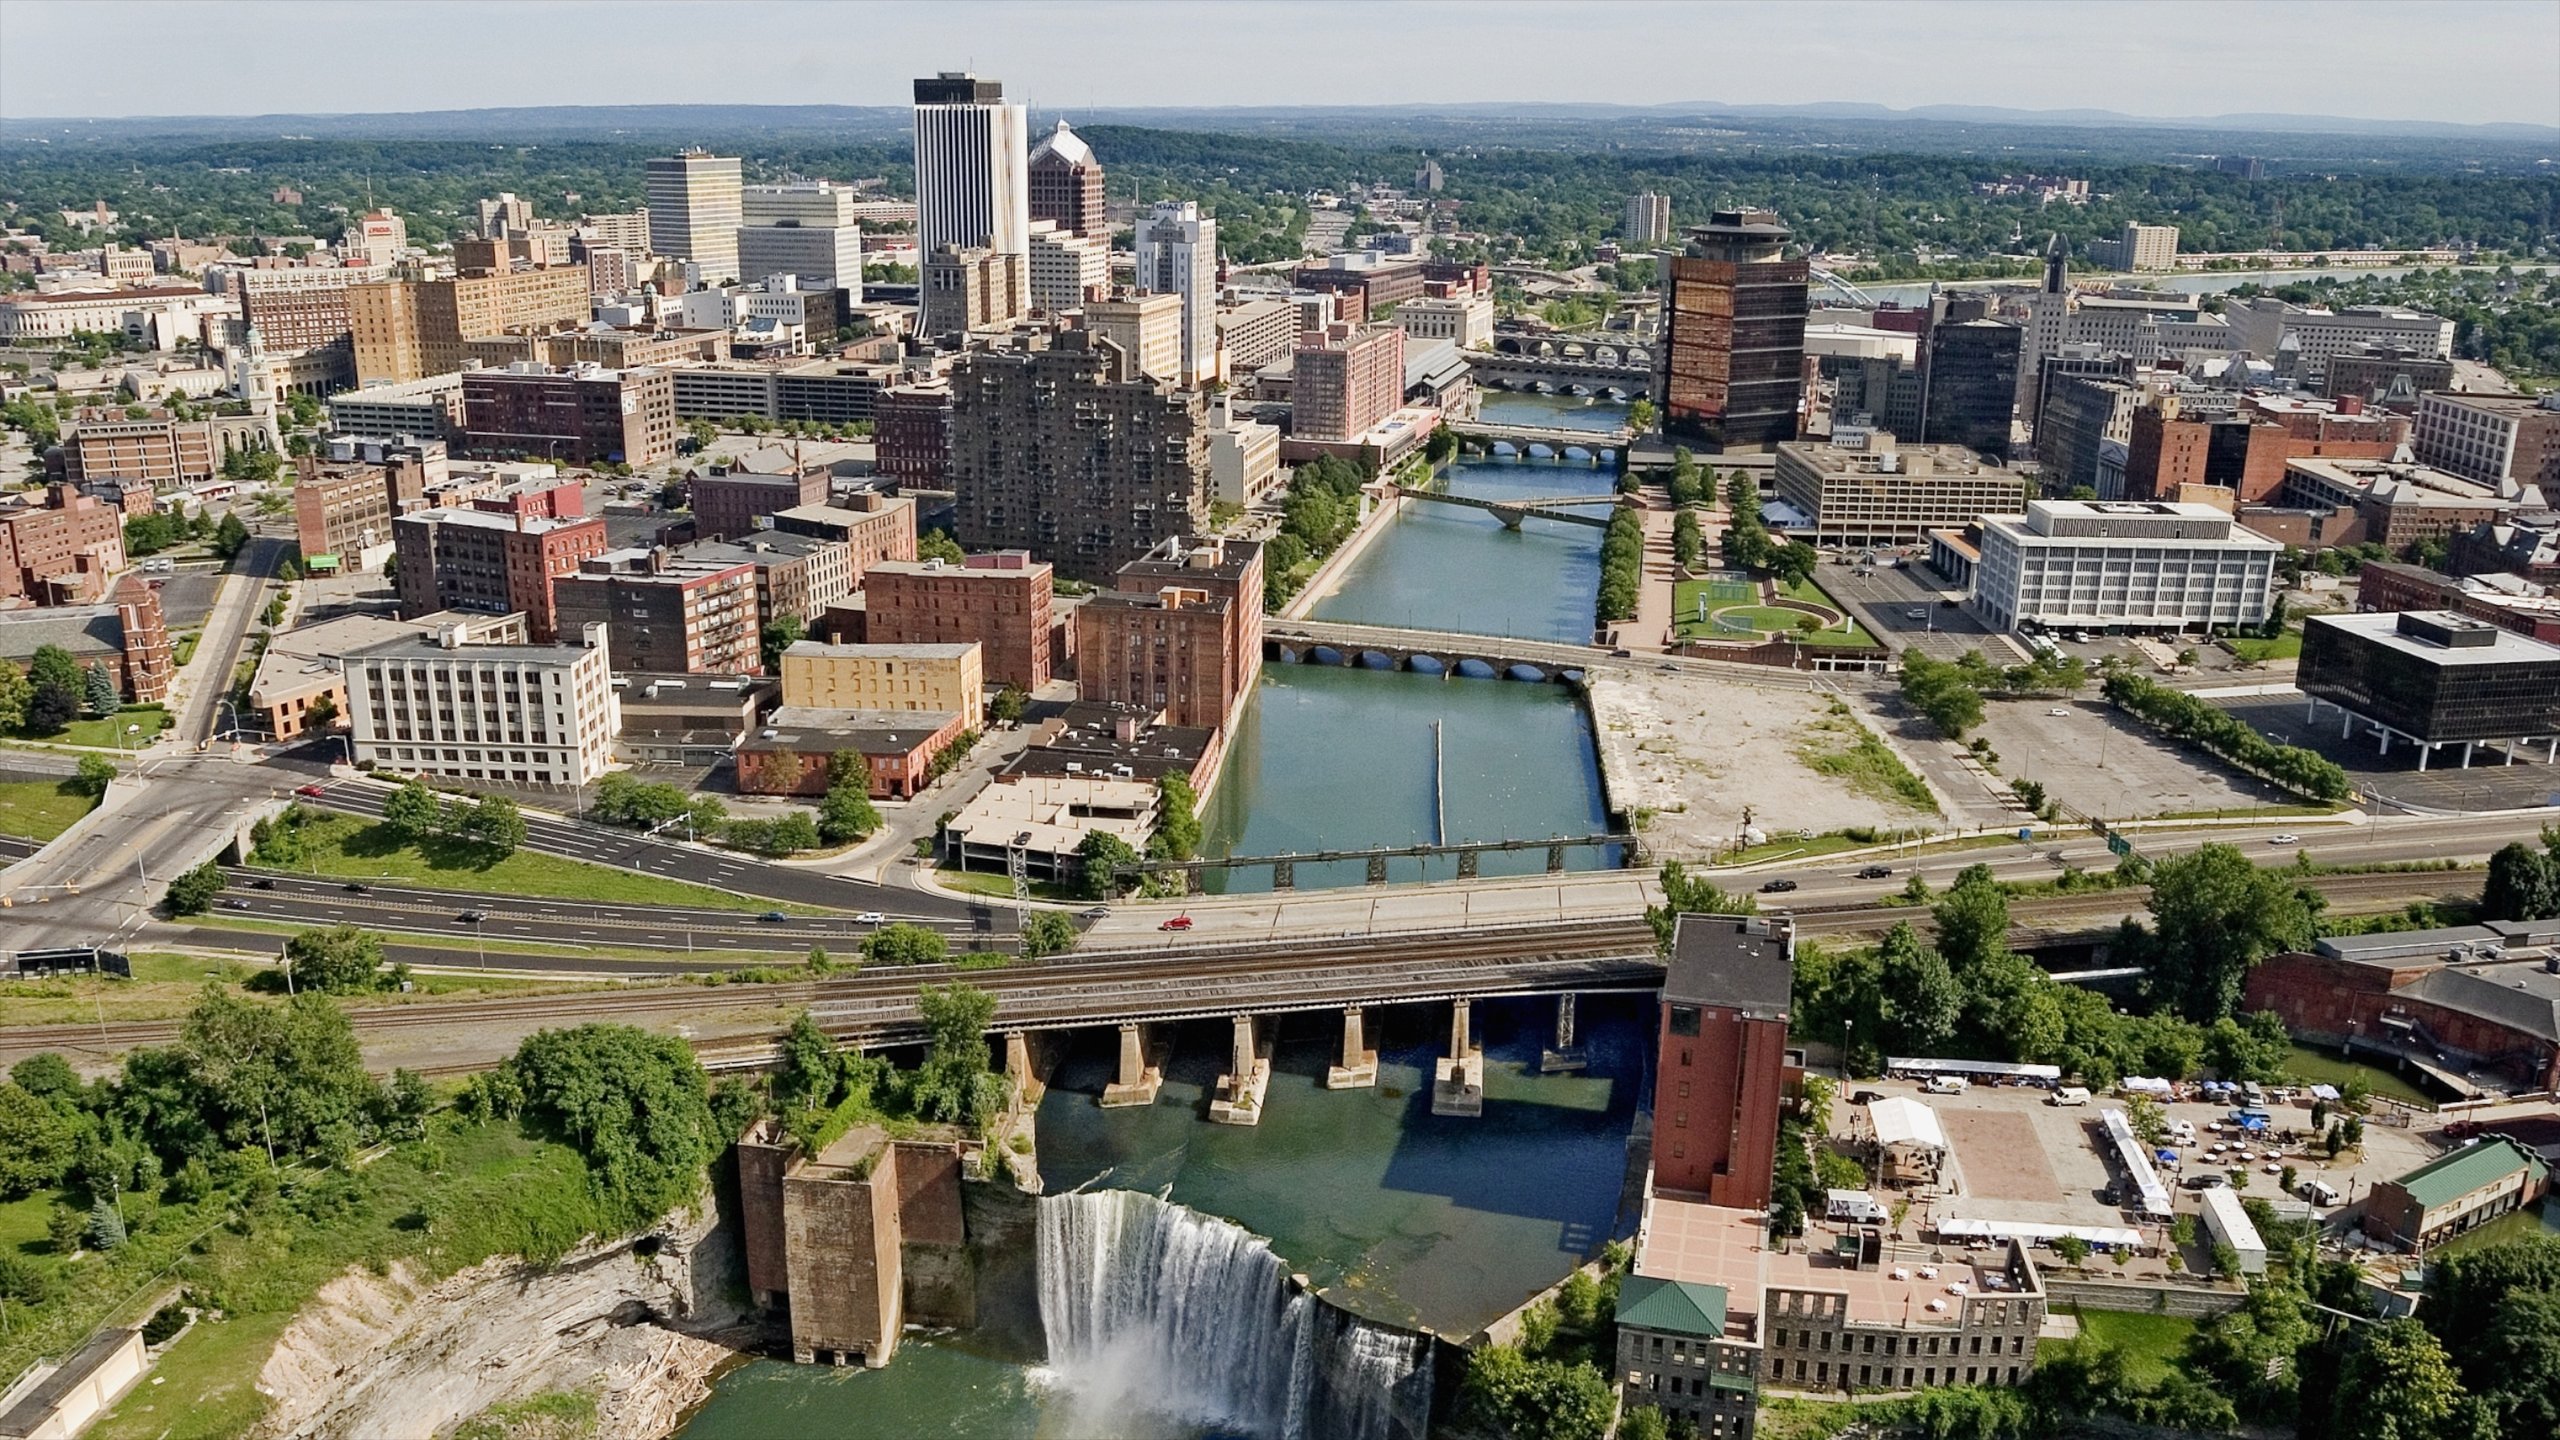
[1589, 672, 1946, 861]
[1968, 697, 2298, 822]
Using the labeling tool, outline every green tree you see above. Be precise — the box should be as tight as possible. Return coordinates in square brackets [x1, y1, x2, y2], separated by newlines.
[918, 528, 965, 564]
[1877, 921, 1962, 1053]
[1077, 829, 1139, 901]
[382, 777, 439, 842]
[163, 859, 227, 916]
[990, 686, 1028, 726]
[2480, 842, 2559, 921]
[1020, 910, 1077, 959]
[24, 643, 83, 732]
[818, 783, 881, 844]
[211, 510, 250, 559]
[85, 1196, 126, 1251]
[2141, 843, 2317, 1020]
[463, 794, 526, 857]
[1626, 396, 1657, 432]
[2054, 1233, 2091, 1269]
[759, 614, 805, 674]
[1899, 653, 1986, 738]
[175, 988, 382, 1161]
[284, 924, 386, 993]
[72, 753, 117, 798]
[1458, 1344, 1616, 1440]
[1930, 863, 2011, 972]
[0, 1082, 78, 1197]
[0, 663, 29, 732]
[1152, 772, 1202, 862]
[2423, 1234, 2560, 1434]
[1643, 859, 1756, 954]
[864, 923, 949, 967]
[498, 1024, 716, 1227]
[82, 662, 118, 718]
[1671, 508, 1701, 569]
[2331, 1319, 2487, 1440]
[911, 982, 1002, 1128]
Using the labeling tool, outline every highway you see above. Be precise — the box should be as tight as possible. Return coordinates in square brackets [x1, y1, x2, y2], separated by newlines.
[0, 753, 294, 952]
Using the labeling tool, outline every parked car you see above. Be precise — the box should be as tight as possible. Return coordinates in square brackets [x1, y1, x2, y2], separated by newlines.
[1159, 914, 1195, 932]
[2047, 707, 2070, 717]
[1759, 878, 1799, 893]
[1855, 865, 1893, 879]
[1923, 1075, 1970, 1096]
[2187, 1172, 2227, 1190]
[2051, 1086, 2092, 1107]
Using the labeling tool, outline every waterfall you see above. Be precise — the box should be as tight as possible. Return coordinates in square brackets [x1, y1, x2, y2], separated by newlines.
[1036, 1189, 1433, 1440]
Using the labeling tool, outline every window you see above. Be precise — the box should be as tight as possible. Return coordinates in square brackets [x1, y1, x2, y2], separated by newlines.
[1670, 1005, 1702, 1037]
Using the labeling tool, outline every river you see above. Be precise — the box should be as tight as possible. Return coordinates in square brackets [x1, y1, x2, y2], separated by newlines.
[677, 999, 1650, 1439]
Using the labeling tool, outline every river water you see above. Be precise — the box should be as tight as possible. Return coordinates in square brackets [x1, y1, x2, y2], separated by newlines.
[678, 1000, 1649, 1439]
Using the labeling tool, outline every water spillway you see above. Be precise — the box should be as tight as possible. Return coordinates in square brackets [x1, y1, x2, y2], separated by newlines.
[1036, 1188, 1434, 1440]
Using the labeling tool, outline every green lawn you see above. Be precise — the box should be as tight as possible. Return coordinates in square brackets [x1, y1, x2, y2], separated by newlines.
[0, 776, 96, 840]
[2281, 1042, 2438, 1109]
[34, 706, 171, 749]
[1795, 716, 1939, 813]
[2055, 1309, 2200, 1386]
[254, 810, 819, 912]
[2227, 628, 2304, 663]
[0, 952, 613, 1029]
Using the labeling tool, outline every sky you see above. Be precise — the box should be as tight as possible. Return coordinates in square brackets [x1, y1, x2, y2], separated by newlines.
[3, 0, 2556, 127]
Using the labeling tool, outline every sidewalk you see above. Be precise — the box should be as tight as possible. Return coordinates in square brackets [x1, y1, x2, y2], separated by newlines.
[1624, 492, 1681, 650]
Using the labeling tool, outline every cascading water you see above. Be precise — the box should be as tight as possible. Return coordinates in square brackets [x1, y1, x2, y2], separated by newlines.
[1036, 1188, 1434, 1440]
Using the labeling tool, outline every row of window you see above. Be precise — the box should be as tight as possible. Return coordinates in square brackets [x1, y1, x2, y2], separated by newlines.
[1772, 1326, 2028, 1358]
[1774, 1359, 2025, 1388]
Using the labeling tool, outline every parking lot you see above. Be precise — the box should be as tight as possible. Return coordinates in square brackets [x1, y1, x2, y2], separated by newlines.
[2214, 694, 2560, 814]
[1834, 1077, 2442, 1279]
[1968, 697, 2298, 822]
[1815, 558, 2010, 663]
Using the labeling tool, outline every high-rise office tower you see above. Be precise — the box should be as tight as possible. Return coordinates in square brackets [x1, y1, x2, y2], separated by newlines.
[913, 72, 1030, 322]
[646, 150, 743, 284]
[1028, 121, 1107, 241]
[1658, 209, 1808, 451]
[737, 181, 866, 293]
[1624, 191, 1671, 246]
[1134, 200, 1219, 386]
[1921, 295, 2022, 462]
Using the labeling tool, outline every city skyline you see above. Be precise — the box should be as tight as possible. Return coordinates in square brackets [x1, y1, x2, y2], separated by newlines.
[2, 0, 2555, 129]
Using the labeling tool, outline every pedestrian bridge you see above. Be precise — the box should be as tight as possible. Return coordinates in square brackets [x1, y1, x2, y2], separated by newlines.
[1395, 483, 1617, 529]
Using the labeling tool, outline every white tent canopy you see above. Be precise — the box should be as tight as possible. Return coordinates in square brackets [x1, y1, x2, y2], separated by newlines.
[1937, 1217, 2147, 1250]
[1867, 1096, 1948, 1151]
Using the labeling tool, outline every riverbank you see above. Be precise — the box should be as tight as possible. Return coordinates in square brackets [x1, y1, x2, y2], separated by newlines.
[1279, 486, 1409, 622]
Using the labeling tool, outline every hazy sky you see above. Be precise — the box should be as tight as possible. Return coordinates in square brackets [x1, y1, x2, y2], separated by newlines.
[5, 0, 2556, 127]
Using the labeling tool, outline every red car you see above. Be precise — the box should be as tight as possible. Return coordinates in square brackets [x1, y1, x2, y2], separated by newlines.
[295, 784, 327, 797]
[1158, 914, 1194, 932]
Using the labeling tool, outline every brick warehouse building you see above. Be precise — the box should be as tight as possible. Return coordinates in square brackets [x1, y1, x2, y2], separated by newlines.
[862, 552, 1054, 691]
[461, 363, 677, 467]
[1654, 913, 1795, 1208]
[2241, 922, 2560, 1093]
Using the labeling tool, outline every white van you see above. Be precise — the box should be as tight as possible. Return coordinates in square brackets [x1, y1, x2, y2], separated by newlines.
[1923, 1075, 1970, 1096]
[2299, 1179, 2341, 1207]
[2051, 1086, 2092, 1107]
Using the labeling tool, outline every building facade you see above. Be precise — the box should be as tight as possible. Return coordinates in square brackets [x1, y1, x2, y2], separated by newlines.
[349, 267, 593, 384]
[1654, 914, 1794, 1208]
[1027, 120, 1107, 242]
[779, 640, 985, 719]
[692, 466, 831, 542]
[1969, 500, 2280, 635]
[1660, 210, 1808, 451]
[1084, 293, 1186, 385]
[392, 501, 609, 643]
[1134, 200, 1219, 386]
[2298, 610, 2560, 750]
[1026, 220, 1109, 312]
[912, 73, 1030, 322]
[2414, 391, 2560, 491]
[1774, 433, 2024, 547]
[460, 363, 676, 466]
[0, 485, 125, 605]
[1625, 191, 1672, 245]
[1291, 323, 1405, 443]
[646, 150, 744, 284]
[862, 552, 1054, 692]
[552, 549, 761, 674]
[344, 621, 618, 787]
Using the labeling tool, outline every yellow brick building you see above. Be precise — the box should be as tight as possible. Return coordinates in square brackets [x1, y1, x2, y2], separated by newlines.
[779, 641, 983, 720]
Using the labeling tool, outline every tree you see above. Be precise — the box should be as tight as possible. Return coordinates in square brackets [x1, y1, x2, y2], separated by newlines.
[2480, 842, 2559, 922]
[863, 923, 949, 967]
[1671, 508, 1701, 569]
[82, 662, 118, 718]
[2142, 844, 2317, 1020]
[2423, 1234, 2560, 1434]
[990, 686, 1028, 726]
[163, 860, 228, 916]
[1152, 773, 1202, 862]
[1021, 910, 1077, 959]
[1899, 653, 1986, 738]
[24, 643, 83, 732]
[1626, 396, 1657, 432]
[818, 783, 881, 845]
[498, 1024, 716, 1229]
[461, 795, 525, 856]
[2331, 1319, 2485, 1440]
[73, 753, 117, 798]
[0, 1082, 77, 1197]
[84, 1196, 126, 1251]
[303, 694, 338, 732]
[382, 777, 439, 842]
[918, 529, 965, 564]
[911, 982, 1002, 1128]
[2054, 1233, 2091, 1270]
[0, 663, 29, 733]
[1458, 1344, 1616, 1440]
[1643, 859, 1755, 954]
[759, 615, 805, 674]
[1077, 829, 1138, 901]
[211, 511, 250, 559]
[1930, 864, 2011, 973]
[1877, 922, 1962, 1053]
[285, 923, 386, 993]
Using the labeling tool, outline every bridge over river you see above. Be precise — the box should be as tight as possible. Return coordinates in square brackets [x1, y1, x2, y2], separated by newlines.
[1395, 483, 1617, 529]
[1268, 617, 1841, 692]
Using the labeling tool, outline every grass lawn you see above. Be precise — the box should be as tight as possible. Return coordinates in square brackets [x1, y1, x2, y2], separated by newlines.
[2227, 628, 2304, 663]
[2282, 1042, 2438, 1109]
[0, 776, 96, 840]
[34, 706, 171, 750]
[189, 915, 802, 968]
[0, 951, 616, 1029]
[1794, 713, 1938, 814]
[172, 631, 199, 667]
[2056, 1309, 2200, 1385]
[935, 866, 1077, 902]
[0, 1191, 53, 1260]
[258, 810, 814, 912]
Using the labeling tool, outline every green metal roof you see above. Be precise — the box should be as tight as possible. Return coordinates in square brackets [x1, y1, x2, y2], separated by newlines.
[1616, 1274, 1729, 1338]
[2393, 1137, 2548, 1210]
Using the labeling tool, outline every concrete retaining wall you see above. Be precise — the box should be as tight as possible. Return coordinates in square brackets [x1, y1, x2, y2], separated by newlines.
[2045, 1277, 2245, 1318]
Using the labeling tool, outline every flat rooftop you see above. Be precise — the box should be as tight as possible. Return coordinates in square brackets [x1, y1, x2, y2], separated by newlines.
[1666, 913, 1794, 1017]
[2307, 610, 2560, 667]
[1637, 1192, 2025, 1331]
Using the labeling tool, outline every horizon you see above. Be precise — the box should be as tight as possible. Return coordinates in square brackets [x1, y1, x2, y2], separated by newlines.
[2, 0, 2555, 130]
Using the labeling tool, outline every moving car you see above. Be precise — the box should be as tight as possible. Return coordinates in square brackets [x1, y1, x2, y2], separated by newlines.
[341, 882, 369, 894]
[2047, 707, 2070, 717]
[1079, 906, 1111, 920]
[457, 909, 487, 923]
[2269, 833, 2301, 845]
[221, 899, 252, 911]
[854, 911, 885, 925]
[1855, 865, 1893, 879]
[247, 878, 276, 890]
[1758, 878, 1799, 893]
[1905, 607, 1927, 620]
[759, 911, 789, 924]
[296, 784, 327, 797]
[1159, 914, 1195, 932]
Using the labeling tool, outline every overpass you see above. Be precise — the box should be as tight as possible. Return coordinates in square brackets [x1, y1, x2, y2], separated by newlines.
[1268, 617, 1839, 693]
[1122, 832, 1628, 889]
[1395, 483, 1617, 529]
[1468, 351, 1651, 394]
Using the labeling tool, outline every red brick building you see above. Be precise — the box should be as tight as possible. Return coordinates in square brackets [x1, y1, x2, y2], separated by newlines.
[2241, 923, 2560, 1094]
[1290, 323, 1405, 443]
[0, 484, 126, 605]
[1074, 535, 1263, 731]
[0, 574, 173, 703]
[691, 465, 830, 542]
[392, 504, 609, 643]
[552, 549, 762, 674]
[877, 381, 951, 485]
[460, 363, 677, 467]
[734, 706, 971, 799]
[1654, 913, 1796, 1209]
[862, 552, 1054, 691]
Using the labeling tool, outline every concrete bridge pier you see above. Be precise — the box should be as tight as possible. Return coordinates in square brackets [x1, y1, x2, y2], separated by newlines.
[1210, 1013, 1272, 1125]
[1433, 999, 1486, 1117]
[1327, 1005, 1380, 1089]
[1100, 1022, 1164, 1107]
[1542, 994, 1589, 1073]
